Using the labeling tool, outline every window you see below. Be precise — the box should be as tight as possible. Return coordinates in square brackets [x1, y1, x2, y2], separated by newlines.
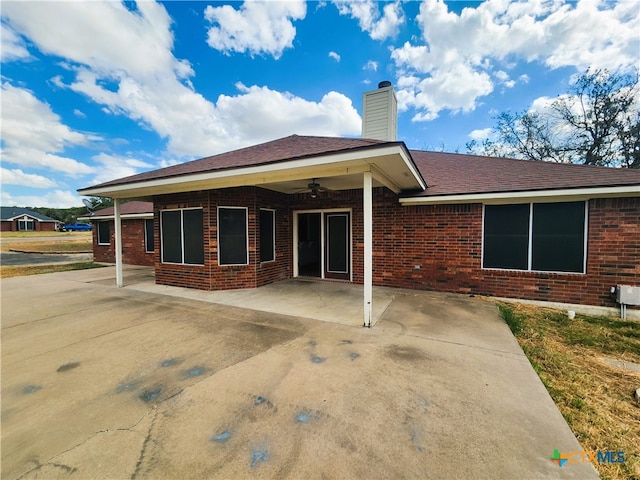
[97, 221, 111, 245]
[160, 208, 204, 265]
[483, 202, 586, 273]
[259, 209, 275, 263]
[144, 219, 154, 253]
[17, 219, 34, 231]
[218, 207, 248, 265]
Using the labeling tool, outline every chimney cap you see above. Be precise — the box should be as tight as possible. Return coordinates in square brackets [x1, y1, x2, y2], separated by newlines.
[378, 80, 392, 89]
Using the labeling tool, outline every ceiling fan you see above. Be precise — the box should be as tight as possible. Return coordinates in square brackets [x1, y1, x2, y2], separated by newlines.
[302, 178, 329, 199]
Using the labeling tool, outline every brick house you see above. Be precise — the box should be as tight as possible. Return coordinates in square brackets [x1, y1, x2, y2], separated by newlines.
[0, 207, 61, 232]
[80, 201, 154, 266]
[79, 83, 640, 324]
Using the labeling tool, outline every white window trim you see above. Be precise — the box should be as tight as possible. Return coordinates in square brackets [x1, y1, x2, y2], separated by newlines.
[17, 218, 35, 231]
[292, 208, 353, 280]
[97, 221, 111, 245]
[259, 208, 276, 264]
[481, 201, 588, 275]
[160, 207, 204, 266]
[217, 206, 249, 266]
[144, 218, 154, 254]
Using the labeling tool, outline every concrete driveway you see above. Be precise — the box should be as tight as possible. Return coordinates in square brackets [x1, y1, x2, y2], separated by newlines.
[1, 267, 597, 479]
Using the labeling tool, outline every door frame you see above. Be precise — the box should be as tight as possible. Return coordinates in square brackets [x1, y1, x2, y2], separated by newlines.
[293, 208, 352, 281]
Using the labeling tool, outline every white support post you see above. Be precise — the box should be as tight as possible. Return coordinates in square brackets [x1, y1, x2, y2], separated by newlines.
[114, 198, 123, 288]
[363, 171, 373, 327]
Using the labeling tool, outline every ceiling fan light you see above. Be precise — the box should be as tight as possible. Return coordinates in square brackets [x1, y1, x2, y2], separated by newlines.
[310, 190, 318, 199]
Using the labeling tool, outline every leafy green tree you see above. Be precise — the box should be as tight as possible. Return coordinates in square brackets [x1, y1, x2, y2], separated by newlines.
[467, 68, 639, 168]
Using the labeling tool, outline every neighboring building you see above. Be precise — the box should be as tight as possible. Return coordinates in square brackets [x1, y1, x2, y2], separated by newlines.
[0, 207, 61, 232]
[80, 201, 154, 266]
[79, 82, 640, 323]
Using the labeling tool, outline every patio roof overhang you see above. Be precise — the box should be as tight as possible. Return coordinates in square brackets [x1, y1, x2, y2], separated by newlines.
[78, 144, 426, 199]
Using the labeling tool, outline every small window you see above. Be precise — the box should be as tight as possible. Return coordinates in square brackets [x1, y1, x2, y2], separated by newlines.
[218, 207, 248, 265]
[160, 208, 204, 265]
[259, 209, 275, 263]
[144, 219, 154, 253]
[97, 221, 111, 245]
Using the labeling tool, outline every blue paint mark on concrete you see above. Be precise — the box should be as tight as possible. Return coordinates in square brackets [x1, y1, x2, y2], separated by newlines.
[186, 366, 205, 377]
[22, 385, 41, 394]
[295, 411, 311, 423]
[161, 358, 179, 367]
[350, 352, 360, 360]
[311, 355, 325, 364]
[251, 449, 269, 468]
[254, 395, 266, 405]
[211, 430, 232, 443]
[139, 387, 162, 403]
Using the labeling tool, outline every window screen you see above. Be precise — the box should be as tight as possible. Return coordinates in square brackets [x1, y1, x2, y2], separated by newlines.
[183, 209, 204, 265]
[97, 221, 111, 245]
[161, 210, 183, 264]
[532, 202, 585, 273]
[259, 209, 275, 263]
[483, 204, 529, 270]
[218, 207, 248, 265]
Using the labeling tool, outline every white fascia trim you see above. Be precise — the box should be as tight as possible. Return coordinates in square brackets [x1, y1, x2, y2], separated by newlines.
[78, 213, 153, 221]
[399, 185, 640, 205]
[7, 214, 54, 222]
[79, 145, 423, 197]
[398, 149, 427, 191]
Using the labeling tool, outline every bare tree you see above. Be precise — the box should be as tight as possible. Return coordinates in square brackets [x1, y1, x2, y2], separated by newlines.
[467, 69, 640, 168]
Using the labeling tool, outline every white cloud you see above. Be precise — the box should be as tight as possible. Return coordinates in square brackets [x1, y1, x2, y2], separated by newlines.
[1, 189, 83, 208]
[468, 128, 493, 141]
[392, 0, 640, 121]
[364, 60, 378, 71]
[0, 82, 94, 175]
[3, 0, 358, 162]
[204, 1, 306, 59]
[217, 83, 361, 143]
[91, 153, 154, 185]
[329, 51, 341, 62]
[0, 168, 58, 188]
[73, 108, 86, 118]
[1, 22, 30, 61]
[334, 0, 404, 40]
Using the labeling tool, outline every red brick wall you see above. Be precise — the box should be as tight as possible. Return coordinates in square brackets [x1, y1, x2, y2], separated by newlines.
[151, 186, 639, 308]
[1, 220, 57, 231]
[372, 191, 640, 309]
[92, 218, 154, 266]
[154, 188, 291, 291]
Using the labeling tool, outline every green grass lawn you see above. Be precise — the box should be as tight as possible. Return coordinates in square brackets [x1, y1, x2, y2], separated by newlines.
[498, 302, 640, 480]
[0, 262, 106, 278]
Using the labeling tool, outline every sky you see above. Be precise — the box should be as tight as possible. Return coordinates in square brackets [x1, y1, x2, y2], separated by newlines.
[1, 0, 638, 208]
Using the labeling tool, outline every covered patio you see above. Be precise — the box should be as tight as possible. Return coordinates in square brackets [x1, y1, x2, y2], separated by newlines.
[106, 266, 397, 327]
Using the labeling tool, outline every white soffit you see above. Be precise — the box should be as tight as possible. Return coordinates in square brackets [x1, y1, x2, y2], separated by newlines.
[399, 185, 640, 205]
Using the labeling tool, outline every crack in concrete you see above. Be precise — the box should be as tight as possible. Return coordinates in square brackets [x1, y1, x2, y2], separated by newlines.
[14, 412, 150, 480]
[131, 409, 158, 480]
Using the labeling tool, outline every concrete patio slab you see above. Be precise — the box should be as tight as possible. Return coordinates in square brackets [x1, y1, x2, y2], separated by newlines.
[116, 267, 395, 326]
[1, 266, 598, 479]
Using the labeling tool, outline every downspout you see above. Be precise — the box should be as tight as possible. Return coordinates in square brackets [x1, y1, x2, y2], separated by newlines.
[114, 198, 123, 287]
[363, 171, 373, 327]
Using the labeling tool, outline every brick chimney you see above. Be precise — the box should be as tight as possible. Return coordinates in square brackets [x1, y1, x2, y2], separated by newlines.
[362, 80, 397, 141]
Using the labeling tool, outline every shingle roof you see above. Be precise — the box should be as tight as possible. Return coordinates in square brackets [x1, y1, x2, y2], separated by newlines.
[409, 151, 640, 197]
[91, 201, 153, 217]
[87, 135, 387, 189]
[0, 206, 59, 222]
[80, 134, 640, 197]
